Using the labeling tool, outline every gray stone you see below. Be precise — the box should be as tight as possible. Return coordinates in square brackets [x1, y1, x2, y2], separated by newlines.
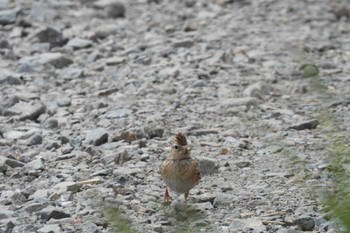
[12, 225, 37, 233]
[105, 108, 132, 118]
[59, 67, 84, 80]
[85, 128, 108, 146]
[44, 118, 59, 129]
[196, 156, 218, 175]
[66, 38, 93, 50]
[38, 224, 61, 233]
[220, 97, 259, 108]
[295, 216, 315, 231]
[0, 74, 22, 85]
[143, 124, 164, 139]
[0, 7, 18, 25]
[81, 221, 103, 233]
[24, 202, 50, 213]
[35, 27, 67, 48]
[103, 1, 125, 18]
[10, 191, 27, 205]
[27, 133, 43, 146]
[0, 155, 25, 168]
[233, 160, 252, 168]
[3, 221, 15, 233]
[5, 101, 46, 121]
[173, 39, 194, 48]
[57, 97, 71, 107]
[28, 53, 73, 68]
[242, 81, 270, 99]
[288, 119, 319, 131]
[39, 206, 71, 221]
[25, 158, 44, 170]
[29, 189, 48, 200]
[104, 56, 126, 65]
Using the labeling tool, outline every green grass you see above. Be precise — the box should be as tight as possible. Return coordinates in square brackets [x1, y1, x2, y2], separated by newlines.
[297, 50, 350, 231]
[104, 207, 135, 233]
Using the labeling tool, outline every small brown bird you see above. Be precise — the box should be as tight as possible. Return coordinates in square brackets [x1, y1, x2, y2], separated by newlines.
[160, 133, 201, 208]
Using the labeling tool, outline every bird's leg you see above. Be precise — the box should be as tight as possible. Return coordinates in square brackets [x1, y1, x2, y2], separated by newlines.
[184, 192, 189, 211]
[164, 187, 172, 203]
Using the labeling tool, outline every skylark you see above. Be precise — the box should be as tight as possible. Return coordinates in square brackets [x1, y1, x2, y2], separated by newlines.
[160, 133, 201, 208]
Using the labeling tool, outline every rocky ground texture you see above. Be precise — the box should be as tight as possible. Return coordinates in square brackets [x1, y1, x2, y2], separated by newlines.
[1, 0, 350, 232]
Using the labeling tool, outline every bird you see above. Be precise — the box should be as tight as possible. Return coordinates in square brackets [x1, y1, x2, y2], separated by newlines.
[160, 133, 201, 209]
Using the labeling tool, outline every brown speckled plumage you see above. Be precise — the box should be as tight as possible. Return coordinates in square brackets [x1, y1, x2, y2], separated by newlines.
[160, 133, 201, 208]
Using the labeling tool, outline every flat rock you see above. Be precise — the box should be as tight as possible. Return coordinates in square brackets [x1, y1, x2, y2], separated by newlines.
[288, 119, 319, 131]
[38, 224, 61, 233]
[0, 7, 18, 25]
[220, 97, 260, 108]
[25, 53, 73, 68]
[4, 101, 46, 121]
[66, 38, 93, 50]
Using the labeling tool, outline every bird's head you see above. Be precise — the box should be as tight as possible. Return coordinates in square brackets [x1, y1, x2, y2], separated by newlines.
[170, 133, 191, 159]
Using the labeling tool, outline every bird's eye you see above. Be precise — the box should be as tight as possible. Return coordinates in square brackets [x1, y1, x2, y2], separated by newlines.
[174, 145, 179, 150]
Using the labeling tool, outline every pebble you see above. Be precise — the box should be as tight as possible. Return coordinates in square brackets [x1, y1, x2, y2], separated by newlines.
[5, 101, 46, 121]
[288, 119, 319, 131]
[196, 156, 218, 175]
[295, 216, 315, 231]
[0, 7, 19, 25]
[35, 27, 67, 48]
[85, 128, 109, 146]
[66, 38, 93, 50]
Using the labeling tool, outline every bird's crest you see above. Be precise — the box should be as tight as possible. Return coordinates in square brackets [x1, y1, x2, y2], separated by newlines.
[172, 133, 187, 146]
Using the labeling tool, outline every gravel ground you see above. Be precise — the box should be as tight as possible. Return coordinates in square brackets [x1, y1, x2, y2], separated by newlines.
[0, 0, 349, 232]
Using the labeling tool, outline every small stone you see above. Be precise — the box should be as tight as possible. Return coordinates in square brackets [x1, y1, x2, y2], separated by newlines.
[24, 202, 50, 213]
[5, 101, 46, 121]
[187, 129, 219, 136]
[38, 224, 61, 233]
[66, 38, 93, 50]
[0, 74, 22, 85]
[59, 67, 84, 80]
[242, 82, 270, 99]
[80, 221, 102, 233]
[44, 118, 59, 129]
[29, 189, 48, 200]
[143, 124, 164, 139]
[3, 221, 15, 233]
[27, 133, 43, 146]
[104, 56, 125, 65]
[233, 160, 251, 168]
[295, 216, 315, 231]
[90, 169, 110, 177]
[12, 225, 37, 233]
[0, 7, 18, 25]
[39, 206, 71, 221]
[173, 39, 194, 48]
[24, 158, 44, 170]
[61, 145, 74, 154]
[105, 108, 132, 118]
[57, 97, 71, 107]
[11, 191, 27, 205]
[196, 157, 218, 175]
[35, 27, 67, 48]
[29, 52, 73, 68]
[115, 128, 146, 143]
[288, 119, 319, 131]
[85, 128, 108, 146]
[0, 155, 25, 168]
[220, 97, 259, 108]
[103, 1, 125, 18]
